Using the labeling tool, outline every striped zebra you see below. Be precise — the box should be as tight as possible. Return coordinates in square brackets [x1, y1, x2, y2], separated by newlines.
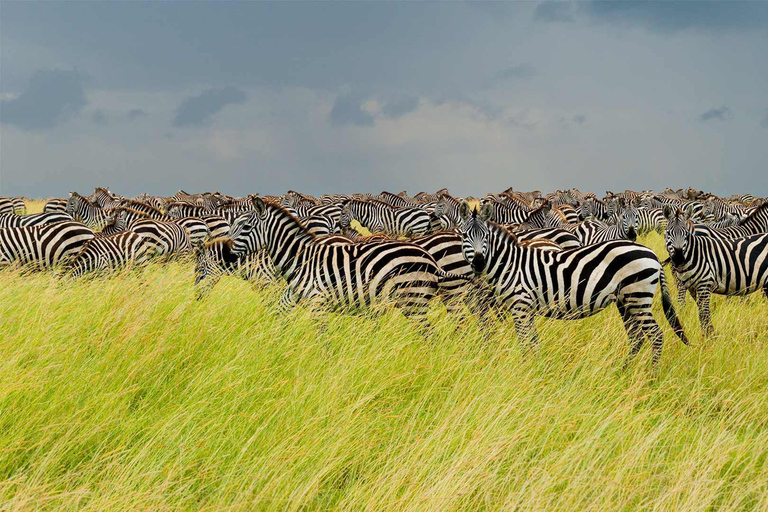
[44, 198, 68, 213]
[0, 198, 14, 215]
[573, 211, 638, 245]
[665, 207, 768, 335]
[480, 197, 532, 225]
[0, 212, 72, 228]
[90, 187, 122, 209]
[458, 202, 687, 367]
[341, 199, 431, 237]
[68, 232, 154, 277]
[580, 197, 609, 222]
[67, 192, 113, 230]
[702, 196, 747, 220]
[509, 227, 582, 249]
[112, 207, 209, 245]
[193, 238, 279, 299]
[691, 202, 767, 240]
[229, 198, 465, 322]
[0, 221, 94, 268]
[433, 194, 463, 228]
[128, 219, 192, 257]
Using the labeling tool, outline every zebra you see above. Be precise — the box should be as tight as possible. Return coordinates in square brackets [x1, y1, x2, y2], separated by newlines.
[193, 238, 280, 299]
[664, 207, 768, 335]
[0, 198, 13, 215]
[433, 194, 463, 228]
[112, 207, 209, 245]
[573, 211, 638, 245]
[458, 202, 688, 367]
[44, 198, 68, 213]
[580, 197, 609, 222]
[228, 198, 465, 322]
[341, 199, 431, 238]
[702, 196, 747, 220]
[0, 212, 72, 228]
[128, 219, 192, 257]
[68, 231, 154, 277]
[509, 227, 582, 249]
[90, 187, 122, 209]
[0, 221, 94, 268]
[480, 197, 532, 225]
[66, 192, 113, 230]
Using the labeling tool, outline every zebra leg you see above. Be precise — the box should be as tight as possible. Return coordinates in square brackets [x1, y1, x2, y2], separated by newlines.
[511, 312, 538, 350]
[695, 287, 714, 337]
[674, 272, 687, 306]
[617, 302, 645, 369]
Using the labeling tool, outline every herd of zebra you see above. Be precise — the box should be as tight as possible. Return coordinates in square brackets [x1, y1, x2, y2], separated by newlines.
[2, 186, 767, 366]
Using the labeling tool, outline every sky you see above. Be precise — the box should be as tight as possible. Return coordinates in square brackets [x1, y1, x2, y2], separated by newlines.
[1, 1, 767, 199]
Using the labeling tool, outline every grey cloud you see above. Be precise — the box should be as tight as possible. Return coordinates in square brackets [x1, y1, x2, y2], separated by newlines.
[699, 106, 733, 122]
[580, 1, 768, 33]
[382, 96, 419, 119]
[760, 110, 768, 129]
[0, 69, 87, 130]
[533, 1, 575, 23]
[92, 109, 108, 126]
[494, 64, 536, 81]
[573, 114, 587, 125]
[127, 108, 147, 119]
[172, 86, 247, 127]
[329, 92, 374, 127]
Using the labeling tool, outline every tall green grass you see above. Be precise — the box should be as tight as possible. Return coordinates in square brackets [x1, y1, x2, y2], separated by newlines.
[2, 215, 768, 510]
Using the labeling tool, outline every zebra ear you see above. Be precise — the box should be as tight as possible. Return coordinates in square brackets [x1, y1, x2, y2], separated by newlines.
[252, 196, 267, 216]
[458, 200, 472, 222]
[662, 205, 674, 219]
[480, 201, 493, 220]
[682, 203, 694, 219]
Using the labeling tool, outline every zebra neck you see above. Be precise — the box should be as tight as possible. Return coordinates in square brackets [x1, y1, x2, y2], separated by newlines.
[485, 228, 523, 282]
[265, 223, 314, 278]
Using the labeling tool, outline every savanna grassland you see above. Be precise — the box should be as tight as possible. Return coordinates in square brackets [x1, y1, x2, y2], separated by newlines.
[1, 201, 767, 511]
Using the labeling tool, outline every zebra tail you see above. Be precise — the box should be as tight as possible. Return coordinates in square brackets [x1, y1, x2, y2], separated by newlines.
[659, 268, 689, 345]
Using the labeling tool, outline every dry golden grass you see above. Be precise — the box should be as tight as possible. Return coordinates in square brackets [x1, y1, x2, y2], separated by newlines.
[1, 218, 767, 511]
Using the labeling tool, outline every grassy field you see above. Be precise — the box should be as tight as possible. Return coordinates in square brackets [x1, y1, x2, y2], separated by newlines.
[2, 202, 768, 510]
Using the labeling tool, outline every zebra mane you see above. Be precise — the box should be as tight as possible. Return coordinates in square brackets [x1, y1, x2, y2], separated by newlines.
[71, 192, 99, 208]
[110, 206, 155, 217]
[502, 193, 535, 210]
[739, 201, 768, 225]
[119, 199, 162, 214]
[265, 202, 318, 241]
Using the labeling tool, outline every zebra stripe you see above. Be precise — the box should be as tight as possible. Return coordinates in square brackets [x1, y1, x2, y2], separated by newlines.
[44, 198, 68, 213]
[67, 192, 112, 230]
[665, 208, 768, 335]
[341, 199, 431, 238]
[458, 202, 687, 367]
[0, 212, 73, 228]
[229, 198, 462, 321]
[0, 221, 94, 268]
[128, 219, 192, 257]
[68, 232, 154, 277]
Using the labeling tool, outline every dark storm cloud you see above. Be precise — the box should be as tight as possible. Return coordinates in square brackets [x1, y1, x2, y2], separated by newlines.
[127, 108, 147, 120]
[580, 1, 768, 33]
[172, 86, 247, 127]
[699, 106, 733, 122]
[533, 2, 575, 23]
[493, 64, 537, 81]
[0, 69, 87, 130]
[382, 96, 420, 119]
[573, 114, 587, 125]
[329, 93, 374, 127]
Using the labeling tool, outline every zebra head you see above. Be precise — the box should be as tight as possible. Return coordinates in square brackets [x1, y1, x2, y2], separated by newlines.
[339, 202, 353, 231]
[229, 212, 263, 256]
[619, 206, 639, 242]
[664, 206, 694, 265]
[458, 200, 492, 273]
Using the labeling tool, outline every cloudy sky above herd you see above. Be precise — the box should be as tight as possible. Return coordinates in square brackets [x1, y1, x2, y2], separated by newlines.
[1, 1, 767, 198]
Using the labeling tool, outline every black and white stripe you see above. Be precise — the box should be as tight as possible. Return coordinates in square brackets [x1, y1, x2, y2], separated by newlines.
[0, 221, 94, 268]
[229, 198, 462, 321]
[67, 192, 113, 230]
[341, 199, 431, 238]
[665, 207, 768, 335]
[458, 202, 687, 367]
[68, 232, 154, 277]
[0, 212, 73, 228]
